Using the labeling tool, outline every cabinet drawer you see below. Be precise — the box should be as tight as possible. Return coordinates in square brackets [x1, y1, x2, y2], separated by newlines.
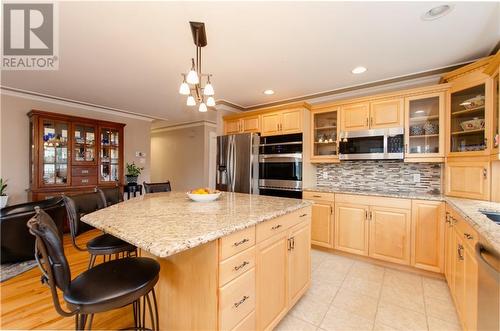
[303, 191, 335, 202]
[219, 269, 256, 331]
[220, 226, 255, 261]
[453, 213, 478, 250]
[72, 166, 97, 177]
[220, 247, 255, 287]
[231, 311, 255, 331]
[256, 207, 311, 243]
[72, 176, 97, 186]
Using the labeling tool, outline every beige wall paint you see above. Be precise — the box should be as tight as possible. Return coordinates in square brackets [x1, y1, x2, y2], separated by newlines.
[151, 123, 215, 192]
[0, 93, 152, 204]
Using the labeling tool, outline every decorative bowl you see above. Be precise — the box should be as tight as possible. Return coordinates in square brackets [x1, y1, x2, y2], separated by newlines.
[410, 125, 424, 136]
[186, 191, 222, 202]
[423, 121, 439, 135]
[460, 118, 485, 131]
[461, 95, 485, 110]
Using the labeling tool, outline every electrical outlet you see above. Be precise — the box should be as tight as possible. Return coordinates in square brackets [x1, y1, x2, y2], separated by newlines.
[322, 171, 328, 179]
[413, 174, 421, 183]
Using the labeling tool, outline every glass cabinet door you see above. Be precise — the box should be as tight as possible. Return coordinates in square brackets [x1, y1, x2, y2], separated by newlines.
[450, 84, 487, 154]
[73, 124, 96, 164]
[41, 119, 69, 186]
[312, 109, 338, 159]
[493, 73, 499, 152]
[405, 93, 444, 157]
[100, 127, 120, 182]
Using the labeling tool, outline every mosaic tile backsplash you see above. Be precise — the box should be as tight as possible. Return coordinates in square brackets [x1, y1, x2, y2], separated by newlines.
[315, 161, 443, 194]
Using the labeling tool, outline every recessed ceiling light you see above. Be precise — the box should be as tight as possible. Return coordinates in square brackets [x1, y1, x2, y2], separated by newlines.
[263, 89, 275, 95]
[351, 66, 367, 74]
[422, 4, 453, 21]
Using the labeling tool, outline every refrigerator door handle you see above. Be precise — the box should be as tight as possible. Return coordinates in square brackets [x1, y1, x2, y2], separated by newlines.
[227, 136, 233, 191]
[231, 137, 237, 192]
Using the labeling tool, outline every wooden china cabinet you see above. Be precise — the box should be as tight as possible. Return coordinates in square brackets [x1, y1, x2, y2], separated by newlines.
[28, 110, 125, 201]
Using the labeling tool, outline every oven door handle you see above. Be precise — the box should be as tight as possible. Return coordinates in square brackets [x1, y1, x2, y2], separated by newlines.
[259, 156, 302, 163]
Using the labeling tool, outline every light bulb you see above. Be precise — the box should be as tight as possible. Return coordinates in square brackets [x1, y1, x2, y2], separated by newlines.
[204, 83, 214, 96]
[186, 70, 199, 84]
[186, 95, 196, 106]
[179, 82, 190, 95]
[198, 102, 208, 112]
[206, 96, 215, 107]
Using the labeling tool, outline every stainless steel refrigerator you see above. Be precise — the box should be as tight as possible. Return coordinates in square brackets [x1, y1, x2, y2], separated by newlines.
[216, 133, 259, 194]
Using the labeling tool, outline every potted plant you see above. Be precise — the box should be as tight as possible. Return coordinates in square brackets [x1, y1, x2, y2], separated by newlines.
[0, 178, 8, 208]
[125, 162, 143, 185]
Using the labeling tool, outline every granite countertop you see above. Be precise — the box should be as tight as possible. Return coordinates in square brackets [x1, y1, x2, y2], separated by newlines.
[82, 192, 311, 258]
[305, 186, 500, 253]
[304, 187, 445, 201]
[446, 197, 500, 253]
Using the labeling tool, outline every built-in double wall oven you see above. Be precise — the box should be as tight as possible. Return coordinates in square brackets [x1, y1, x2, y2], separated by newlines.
[259, 133, 302, 199]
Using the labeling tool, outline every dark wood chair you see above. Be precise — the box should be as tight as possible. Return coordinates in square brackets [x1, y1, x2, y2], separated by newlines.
[0, 197, 65, 263]
[96, 186, 123, 207]
[27, 208, 160, 330]
[143, 181, 172, 193]
[63, 192, 136, 268]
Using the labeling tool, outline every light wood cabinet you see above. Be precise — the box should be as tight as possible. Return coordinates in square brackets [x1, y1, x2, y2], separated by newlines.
[341, 103, 370, 132]
[261, 109, 303, 137]
[334, 203, 369, 256]
[370, 98, 404, 129]
[369, 206, 411, 265]
[444, 209, 456, 287]
[224, 116, 260, 135]
[310, 203, 334, 248]
[411, 200, 445, 272]
[287, 222, 311, 307]
[310, 107, 340, 163]
[445, 160, 490, 200]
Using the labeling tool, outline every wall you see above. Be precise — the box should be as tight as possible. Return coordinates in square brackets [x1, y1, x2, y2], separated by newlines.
[0, 92, 152, 204]
[150, 122, 215, 192]
[315, 161, 443, 195]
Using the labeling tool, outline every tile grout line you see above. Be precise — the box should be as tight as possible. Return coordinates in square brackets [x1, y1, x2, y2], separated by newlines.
[421, 275, 431, 331]
[372, 267, 387, 330]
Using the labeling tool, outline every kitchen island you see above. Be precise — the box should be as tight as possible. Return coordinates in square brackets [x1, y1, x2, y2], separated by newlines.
[82, 192, 312, 330]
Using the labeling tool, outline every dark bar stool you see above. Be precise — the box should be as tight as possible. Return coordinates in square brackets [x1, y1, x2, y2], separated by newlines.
[63, 192, 136, 268]
[143, 181, 172, 193]
[27, 208, 160, 330]
[96, 186, 123, 206]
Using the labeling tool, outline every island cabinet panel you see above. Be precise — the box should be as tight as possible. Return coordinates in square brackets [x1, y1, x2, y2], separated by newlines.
[411, 200, 445, 273]
[232, 311, 255, 331]
[288, 222, 311, 307]
[256, 232, 289, 331]
[368, 206, 411, 265]
[369, 98, 404, 129]
[310, 202, 334, 248]
[334, 203, 369, 256]
[219, 268, 256, 331]
[219, 246, 256, 287]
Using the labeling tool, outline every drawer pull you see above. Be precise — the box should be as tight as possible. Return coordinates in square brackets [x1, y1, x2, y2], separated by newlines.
[81, 170, 89, 174]
[233, 261, 249, 271]
[457, 244, 464, 261]
[234, 295, 249, 308]
[464, 233, 474, 240]
[299, 213, 308, 218]
[312, 195, 322, 198]
[271, 224, 282, 230]
[233, 238, 249, 247]
[81, 179, 89, 183]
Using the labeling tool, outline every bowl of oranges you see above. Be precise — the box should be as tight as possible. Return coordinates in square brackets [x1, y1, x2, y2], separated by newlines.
[186, 188, 222, 202]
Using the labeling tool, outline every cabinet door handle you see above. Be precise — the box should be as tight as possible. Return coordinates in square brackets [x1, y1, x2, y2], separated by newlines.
[233, 238, 249, 247]
[81, 170, 89, 174]
[291, 237, 295, 250]
[299, 213, 308, 218]
[445, 212, 451, 224]
[370, 211, 373, 220]
[233, 261, 249, 271]
[370, 117, 373, 126]
[365, 210, 368, 220]
[271, 224, 282, 230]
[287, 238, 292, 251]
[457, 244, 464, 261]
[233, 295, 249, 308]
[312, 195, 322, 198]
[483, 168, 488, 179]
[81, 179, 89, 184]
[464, 233, 474, 240]
[366, 118, 369, 126]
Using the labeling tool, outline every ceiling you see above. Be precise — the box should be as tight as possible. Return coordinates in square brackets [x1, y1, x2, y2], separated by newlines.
[1, 1, 499, 124]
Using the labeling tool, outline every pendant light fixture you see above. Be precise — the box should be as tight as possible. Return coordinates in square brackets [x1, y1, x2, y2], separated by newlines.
[179, 22, 216, 112]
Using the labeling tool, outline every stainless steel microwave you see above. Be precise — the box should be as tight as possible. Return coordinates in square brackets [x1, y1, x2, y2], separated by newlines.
[338, 128, 404, 160]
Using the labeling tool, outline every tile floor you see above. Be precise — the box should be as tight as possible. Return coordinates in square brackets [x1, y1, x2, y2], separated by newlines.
[275, 249, 462, 331]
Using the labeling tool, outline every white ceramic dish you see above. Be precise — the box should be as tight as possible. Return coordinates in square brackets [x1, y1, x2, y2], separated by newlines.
[186, 192, 222, 202]
[460, 118, 485, 131]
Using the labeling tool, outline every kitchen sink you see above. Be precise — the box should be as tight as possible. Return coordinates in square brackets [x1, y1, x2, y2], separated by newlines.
[481, 210, 500, 223]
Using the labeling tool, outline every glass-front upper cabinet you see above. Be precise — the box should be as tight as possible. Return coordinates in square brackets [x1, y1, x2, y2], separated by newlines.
[449, 84, 487, 155]
[41, 119, 69, 186]
[100, 127, 120, 183]
[404, 92, 445, 160]
[72, 123, 96, 164]
[310, 107, 339, 162]
[492, 72, 499, 155]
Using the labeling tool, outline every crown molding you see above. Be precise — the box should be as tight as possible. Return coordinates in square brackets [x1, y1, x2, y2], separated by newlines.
[151, 120, 216, 133]
[0, 86, 162, 122]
